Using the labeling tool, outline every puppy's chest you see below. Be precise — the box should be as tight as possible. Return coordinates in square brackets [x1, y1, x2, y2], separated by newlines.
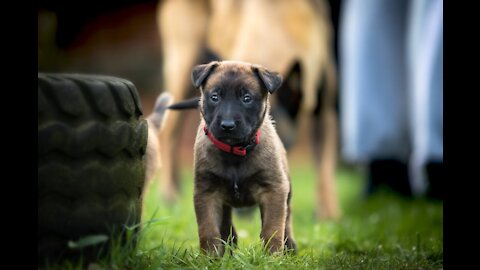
[212, 164, 267, 208]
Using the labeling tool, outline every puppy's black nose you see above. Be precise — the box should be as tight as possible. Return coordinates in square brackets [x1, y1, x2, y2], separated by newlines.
[221, 120, 236, 131]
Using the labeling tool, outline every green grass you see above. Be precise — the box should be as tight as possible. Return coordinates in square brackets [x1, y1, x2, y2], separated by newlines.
[45, 161, 443, 269]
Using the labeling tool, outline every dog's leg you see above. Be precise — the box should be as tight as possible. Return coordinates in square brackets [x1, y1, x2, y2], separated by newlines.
[220, 205, 237, 249]
[157, 0, 209, 203]
[312, 62, 341, 220]
[258, 189, 288, 253]
[284, 188, 297, 251]
[194, 192, 224, 256]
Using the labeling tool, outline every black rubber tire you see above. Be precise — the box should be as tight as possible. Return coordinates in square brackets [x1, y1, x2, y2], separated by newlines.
[38, 73, 148, 263]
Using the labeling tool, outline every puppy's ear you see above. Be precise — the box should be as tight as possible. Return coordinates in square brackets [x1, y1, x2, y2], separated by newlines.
[252, 65, 283, 94]
[191, 61, 220, 89]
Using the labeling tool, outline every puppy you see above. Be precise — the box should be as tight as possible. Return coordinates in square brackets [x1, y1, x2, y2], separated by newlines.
[158, 0, 340, 220]
[191, 60, 296, 255]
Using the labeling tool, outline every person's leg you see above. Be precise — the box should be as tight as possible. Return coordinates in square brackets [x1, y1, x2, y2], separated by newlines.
[406, 0, 443, 199]
[339, 0, 411, 196]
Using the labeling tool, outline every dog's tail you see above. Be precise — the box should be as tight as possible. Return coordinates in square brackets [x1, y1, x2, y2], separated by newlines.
[168, 97, 200, 110]
[144, 92, 172, 186]
[147, 92, 173, 131]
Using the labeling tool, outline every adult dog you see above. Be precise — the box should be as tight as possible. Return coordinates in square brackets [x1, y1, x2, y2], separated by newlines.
[157, 0, 339, 219]
[191, 60, 296, 255]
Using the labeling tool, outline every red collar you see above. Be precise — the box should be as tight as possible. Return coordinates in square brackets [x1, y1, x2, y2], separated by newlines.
[203, 125, 260, 156]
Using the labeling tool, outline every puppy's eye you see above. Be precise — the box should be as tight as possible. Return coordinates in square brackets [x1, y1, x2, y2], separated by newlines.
[210, 93, 219, 103]
[243, 94, 252, 104]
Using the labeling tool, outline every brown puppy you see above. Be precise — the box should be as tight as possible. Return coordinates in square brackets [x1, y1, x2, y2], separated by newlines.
[157, 0, 340, 220]
[192, 61, 296, 255]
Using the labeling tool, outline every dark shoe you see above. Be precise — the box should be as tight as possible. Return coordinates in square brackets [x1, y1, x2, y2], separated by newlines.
[425, 161, 443, 200]
[366, 159, 413, 198]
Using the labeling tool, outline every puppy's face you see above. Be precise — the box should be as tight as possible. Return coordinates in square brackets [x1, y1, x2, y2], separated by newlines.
[191, 61, 283, 145]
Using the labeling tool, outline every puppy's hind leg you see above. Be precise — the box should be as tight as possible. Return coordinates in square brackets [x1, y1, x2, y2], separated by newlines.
[284, 188, 297, 252]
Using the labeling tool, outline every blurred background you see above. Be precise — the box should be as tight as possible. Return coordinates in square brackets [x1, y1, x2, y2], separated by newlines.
[38, 0, 443, 198]
[39, 0, 194, 167]
[38, 1, 443, 267]
[38, 0, 162, 112]
[38, 0, 342, 170]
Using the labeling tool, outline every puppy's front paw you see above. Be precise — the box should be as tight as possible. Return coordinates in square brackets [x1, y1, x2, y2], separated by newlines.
[262, 234, 285, 254]
[200, 236, 224, 256]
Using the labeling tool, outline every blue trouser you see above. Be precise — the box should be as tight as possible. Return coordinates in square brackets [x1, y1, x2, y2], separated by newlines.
[339, 0, 443, 194]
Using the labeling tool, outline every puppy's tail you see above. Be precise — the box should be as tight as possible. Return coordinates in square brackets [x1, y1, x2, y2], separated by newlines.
[147, 92, 173, 131]
[168, 97, 200, 110]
